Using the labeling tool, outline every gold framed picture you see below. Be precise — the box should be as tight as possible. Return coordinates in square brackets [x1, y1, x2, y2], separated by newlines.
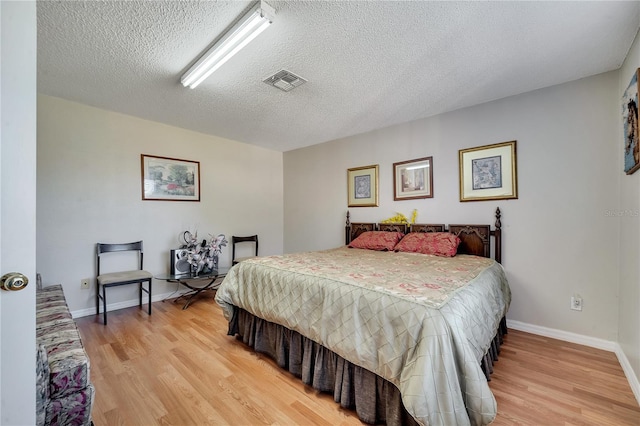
[393, 157, 433, 200]
[347, 164, 379, 207]
[459, 141, 517, 202]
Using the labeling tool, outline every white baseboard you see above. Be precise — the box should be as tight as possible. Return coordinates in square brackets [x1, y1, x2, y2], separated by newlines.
[507, 319, 640, 406]
[614, 343, 640, 405]
[70, 288, 190, 319]
[506, 319, 617, 351]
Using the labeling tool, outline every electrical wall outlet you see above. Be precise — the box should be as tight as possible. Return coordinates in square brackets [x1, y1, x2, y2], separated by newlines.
[570, 295, 583, 311]
[81, 278, 90, 290]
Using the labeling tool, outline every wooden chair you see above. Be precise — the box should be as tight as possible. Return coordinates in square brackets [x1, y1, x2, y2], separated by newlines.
[232, 235, 259, 265]
[96, 241, 152, 325]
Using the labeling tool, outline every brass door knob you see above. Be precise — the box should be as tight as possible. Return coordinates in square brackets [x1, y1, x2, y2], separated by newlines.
[1, 272, 29, 291]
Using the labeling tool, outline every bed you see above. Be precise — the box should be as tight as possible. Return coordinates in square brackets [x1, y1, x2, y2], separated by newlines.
[215, 208, 510, 426]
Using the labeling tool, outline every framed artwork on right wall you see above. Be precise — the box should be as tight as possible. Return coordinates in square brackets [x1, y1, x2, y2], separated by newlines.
[459, 140, 518, 202]
[623, 68, 640, 175]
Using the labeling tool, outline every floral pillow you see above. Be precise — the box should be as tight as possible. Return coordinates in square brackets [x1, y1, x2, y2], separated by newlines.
[394, 232, 461, 257]
[348, 231, 404, 251]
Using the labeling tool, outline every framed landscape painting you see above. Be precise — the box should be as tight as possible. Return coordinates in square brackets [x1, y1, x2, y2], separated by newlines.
[459, 141, 517, 202]
[141, 154, 200, 201]
[347, 164, 379, 207]
[623, 68, 640, 175]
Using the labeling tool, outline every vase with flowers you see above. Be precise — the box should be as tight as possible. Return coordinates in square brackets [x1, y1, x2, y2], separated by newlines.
[179, 230, 228, 275]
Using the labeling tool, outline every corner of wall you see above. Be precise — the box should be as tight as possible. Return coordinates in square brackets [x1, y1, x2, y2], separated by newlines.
[617, 24, 640, 398]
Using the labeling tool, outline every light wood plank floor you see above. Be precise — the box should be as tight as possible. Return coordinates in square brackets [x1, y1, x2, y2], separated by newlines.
[75, 294, 640, 425]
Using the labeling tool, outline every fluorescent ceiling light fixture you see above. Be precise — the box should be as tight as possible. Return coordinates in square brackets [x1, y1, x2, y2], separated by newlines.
[181, 1, 274, 89]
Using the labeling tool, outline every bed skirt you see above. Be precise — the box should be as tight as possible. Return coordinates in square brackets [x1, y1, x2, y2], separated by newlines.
[228, 308, 507, 425]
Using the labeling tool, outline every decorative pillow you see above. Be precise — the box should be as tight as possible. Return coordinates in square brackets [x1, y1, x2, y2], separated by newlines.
[348, 231, 404, 251]
[394, 232, 461, 257]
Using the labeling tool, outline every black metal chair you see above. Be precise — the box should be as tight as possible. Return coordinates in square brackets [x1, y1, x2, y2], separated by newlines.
[231, 235, 259, 265]
[96, 241, 152, 325]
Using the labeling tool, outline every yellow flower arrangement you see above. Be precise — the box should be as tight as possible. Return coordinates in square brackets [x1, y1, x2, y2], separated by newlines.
[380, 209, 418, 224]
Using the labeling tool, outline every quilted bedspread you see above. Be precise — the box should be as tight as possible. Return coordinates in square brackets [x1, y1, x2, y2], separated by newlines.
[215, 247, 511, 425]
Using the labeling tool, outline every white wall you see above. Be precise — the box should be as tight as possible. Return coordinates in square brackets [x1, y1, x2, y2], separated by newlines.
[284, 71, 620, 342]
[37, 95, 283, 314]
[618, 30, 640, 391]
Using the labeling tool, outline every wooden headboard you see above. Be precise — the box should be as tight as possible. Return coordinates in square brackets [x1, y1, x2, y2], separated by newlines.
[345, 207, 503, 263]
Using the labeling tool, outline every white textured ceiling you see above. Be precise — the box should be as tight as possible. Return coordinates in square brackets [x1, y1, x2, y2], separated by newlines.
[37, 1, 640, 152]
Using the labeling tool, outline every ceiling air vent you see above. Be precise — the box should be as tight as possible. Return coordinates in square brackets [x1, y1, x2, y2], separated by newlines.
[263, 69, 307, 92]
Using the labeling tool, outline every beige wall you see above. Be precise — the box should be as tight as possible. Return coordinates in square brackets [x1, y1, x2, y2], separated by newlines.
[618, 29, 640, 395]
[36, 95, 284, 314]
[284, 71, 620, 342]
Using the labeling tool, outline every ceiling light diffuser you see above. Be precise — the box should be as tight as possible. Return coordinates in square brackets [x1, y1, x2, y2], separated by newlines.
[181, 1, 274, 89]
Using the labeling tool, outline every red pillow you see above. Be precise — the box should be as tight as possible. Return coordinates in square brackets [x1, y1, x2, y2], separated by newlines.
[348, 231, 404, 251]
[394, 232, 461, 257]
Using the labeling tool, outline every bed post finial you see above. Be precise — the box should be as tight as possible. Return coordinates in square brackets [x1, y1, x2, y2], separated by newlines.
[345, 211, 352, 245]
[494, 207, 502, 264]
